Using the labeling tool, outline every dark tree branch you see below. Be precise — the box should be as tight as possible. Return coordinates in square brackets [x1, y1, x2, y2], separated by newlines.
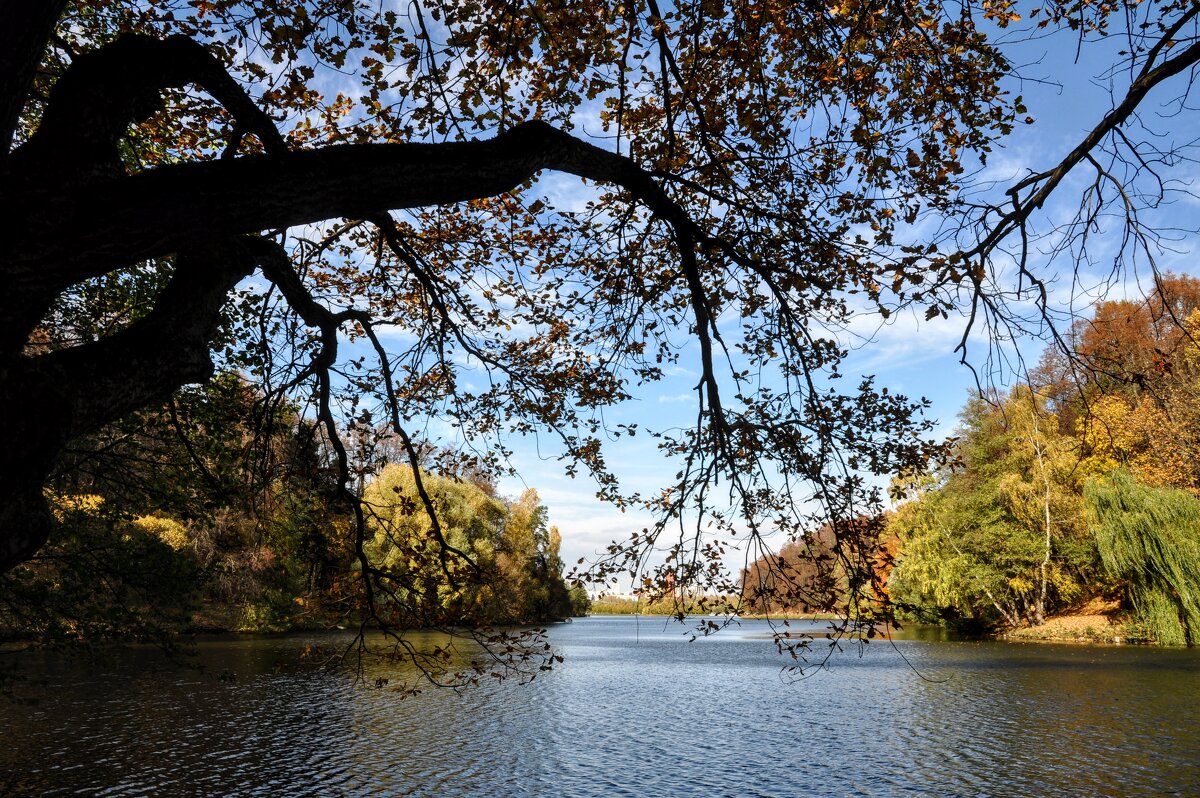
[969, 25, 1200, 263]
[0, 0, 69, 158]
[9, 121, 704, 287]
[0, 27, 760, 577]
[246, 236, 479, 587]
[12, 33, 286, 177]
[41, 242, 255, 437]
[3, 109, 766, 364]
[1, 240, 252, 573]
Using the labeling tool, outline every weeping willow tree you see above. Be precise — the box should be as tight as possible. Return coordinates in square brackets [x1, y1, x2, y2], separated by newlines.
[1085, 470, 1200, 646]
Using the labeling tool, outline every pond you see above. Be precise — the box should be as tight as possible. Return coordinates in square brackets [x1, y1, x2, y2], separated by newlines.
[2, 615, 1199, 797]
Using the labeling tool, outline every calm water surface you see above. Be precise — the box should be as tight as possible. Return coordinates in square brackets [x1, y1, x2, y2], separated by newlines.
[2, 616, 1199, 797]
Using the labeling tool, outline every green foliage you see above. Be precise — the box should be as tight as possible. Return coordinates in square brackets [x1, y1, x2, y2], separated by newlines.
[0, 370, 359, 641]
[363, 467, 574, 625]
[3, 371, 578, 644]
[567, 583, 591, 617]
[587, 592, 743, 617]
[364, 466, 505, 624]
[1085, 470, 1200, 646]
[884, 280, 1200, 641]
[0, 495, 199, 647]
[588, 596, 642, 615]
[887, 389, 1098, 629]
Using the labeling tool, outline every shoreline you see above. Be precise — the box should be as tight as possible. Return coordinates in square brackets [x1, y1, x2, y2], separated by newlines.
[999, 598, 1147, 646]
[588, 608, 1175, 648]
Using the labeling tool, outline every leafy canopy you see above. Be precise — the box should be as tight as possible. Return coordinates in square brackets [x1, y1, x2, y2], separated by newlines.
[3, 0, 1199, 651]
[1086, 471, 1200, 646]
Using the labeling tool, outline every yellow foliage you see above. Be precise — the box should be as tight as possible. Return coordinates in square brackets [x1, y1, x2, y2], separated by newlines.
[1008, 576, 1034, 593]
[1079, 394, 1193, 491]
[44, 491, 106, 521]
[133, 515, 190, 551]
[1182, 309, 1200, 373]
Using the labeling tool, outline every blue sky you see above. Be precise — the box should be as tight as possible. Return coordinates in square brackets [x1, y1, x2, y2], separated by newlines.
[267, 9, 1199, 579]
[488, 22, 1200, 576]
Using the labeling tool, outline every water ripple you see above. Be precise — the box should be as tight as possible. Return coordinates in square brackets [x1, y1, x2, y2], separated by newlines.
[2, 619, 1199, 797]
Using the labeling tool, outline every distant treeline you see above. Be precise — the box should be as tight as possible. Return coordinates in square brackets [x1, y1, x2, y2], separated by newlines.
[588, 594, 744, 616]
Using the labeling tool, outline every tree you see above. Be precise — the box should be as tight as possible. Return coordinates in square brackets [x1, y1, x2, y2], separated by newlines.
[0, 490, 200, 647]
[362, 467, 573, 625]
[3, 1, 1198, 643]
[887, 389, 1098, 628]
[363, 465, 507, 625]
[1085, 470, 1200, 645]
[739, 517, 889, 617]
[1078, 393, 1194, 492]
[1073, 276, 1200, 401]
[567, 582, 592, 617]
[0, 365, 358, 640]
[1037, 275, 1200, 493]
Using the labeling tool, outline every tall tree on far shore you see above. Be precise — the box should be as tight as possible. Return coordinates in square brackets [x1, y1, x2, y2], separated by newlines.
[888, 389, 1098, 628]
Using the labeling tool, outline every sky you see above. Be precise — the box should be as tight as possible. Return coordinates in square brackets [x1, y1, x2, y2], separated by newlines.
[262, 7, 1200, 584]
[486, 20, 1200, 579]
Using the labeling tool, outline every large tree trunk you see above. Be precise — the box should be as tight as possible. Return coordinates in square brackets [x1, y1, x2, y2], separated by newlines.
[0, 19, 698, 573]
[0, 0, 69, 158]
[0, 369, 70, 571]
[0, 245, 253, 572]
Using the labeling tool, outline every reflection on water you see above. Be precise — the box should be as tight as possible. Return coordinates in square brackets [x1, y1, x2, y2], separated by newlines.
[2, 616, 1198, 797]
